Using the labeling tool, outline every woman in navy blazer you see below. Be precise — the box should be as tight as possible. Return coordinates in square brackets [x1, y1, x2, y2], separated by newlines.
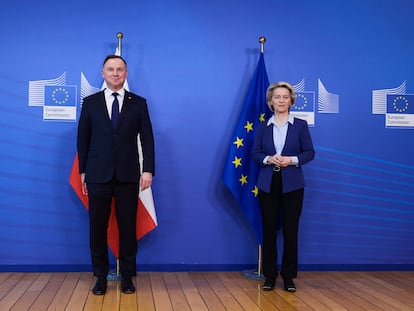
[252, 81, 314, 293]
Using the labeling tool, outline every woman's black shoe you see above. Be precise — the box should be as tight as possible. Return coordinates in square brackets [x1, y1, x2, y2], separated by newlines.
[262, 279, 275, 291]
[283, 279, 296, 292]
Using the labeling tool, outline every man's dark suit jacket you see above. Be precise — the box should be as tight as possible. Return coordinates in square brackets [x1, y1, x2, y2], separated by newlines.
[252, 117, 314, 194]
[77, 90, 155, 183]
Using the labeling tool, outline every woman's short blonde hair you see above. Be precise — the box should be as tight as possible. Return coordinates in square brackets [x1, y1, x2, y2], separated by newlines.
[266, 81, 296, 111]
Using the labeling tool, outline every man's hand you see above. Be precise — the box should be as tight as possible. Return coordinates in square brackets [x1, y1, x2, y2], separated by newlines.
[140, 172, 153, 191]
[81, 173, 88, 195]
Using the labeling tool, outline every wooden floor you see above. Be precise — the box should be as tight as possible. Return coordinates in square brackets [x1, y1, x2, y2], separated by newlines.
[0, 271, 413, 310]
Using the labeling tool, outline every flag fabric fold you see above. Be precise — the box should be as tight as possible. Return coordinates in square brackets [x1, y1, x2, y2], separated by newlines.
[222, 52, 270, 244]
[69, 155, 157, 258]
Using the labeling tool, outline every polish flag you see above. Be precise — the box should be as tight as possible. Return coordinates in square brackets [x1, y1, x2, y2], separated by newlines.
[69, 152, 157, 258]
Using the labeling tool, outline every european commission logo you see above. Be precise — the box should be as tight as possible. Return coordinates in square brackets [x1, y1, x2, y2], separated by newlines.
[28, 71, 102, 122]
[291, 78, 339, 126]
[372, 81, 414, 128]
[292, 91, 315, 126]
[28, 72, 77, 121]
[386, 94, 414, 128]
[45, 86, 75, 106]
[44, 85, 76, 121]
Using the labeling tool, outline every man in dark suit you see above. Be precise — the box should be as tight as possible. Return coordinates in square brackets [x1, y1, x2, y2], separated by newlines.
[77, 55, 155, 295]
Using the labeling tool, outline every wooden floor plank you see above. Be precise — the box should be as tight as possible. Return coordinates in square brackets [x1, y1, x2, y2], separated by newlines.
[10, 273, 52, 311]
[0, 273, 12, 286]
[119, 293, 137, 311]
[1, 271, 414, 310]
[0, 273, 25, 301]
[189, 272, 226, 311]
[378, 271, 414, 292]
[285, 274, 334, 310]
[46, 272, 81, 311]
[119, 280, 138, 311]
[273, 288, 315, 311]
[149, 271, 173, 310]
[176, 272, 208, 311]
[136, 272, 156, 311]
[0, 273, 36, 311]
[83, 277, 105, 311]
[297, 275, 348, 310]
[162, 272, 191, 311]
[335, 272, 403, 311]
[359, 272, 414, 302]
[227, 272, 286, 311]
[65, 272, 94, 310]
[302, 271, 378, 311]
[102, 280, 123, 311]
[29, 272, 67, 311]
[354, 272, 414, 310]
[230, 272, 305, 311]
[218, 272, 263, 311]
[203, 272, 244, 310]
[300, 272, 367, 310]
[330, 271, 391, 311]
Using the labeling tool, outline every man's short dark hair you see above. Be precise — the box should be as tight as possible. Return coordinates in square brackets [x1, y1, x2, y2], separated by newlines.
[103, 55, 127, 67]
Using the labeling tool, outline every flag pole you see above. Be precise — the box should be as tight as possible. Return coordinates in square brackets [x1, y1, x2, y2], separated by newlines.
[115, 31, 122, 279]
[242, 36, 266, 281]
[117, 32, 123, 55]
[257, 35, 265, 278]
[259, 36, 266, 53]
[107, 31, 124, 282]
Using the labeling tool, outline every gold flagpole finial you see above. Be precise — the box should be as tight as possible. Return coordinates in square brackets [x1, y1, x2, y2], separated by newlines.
[259, 36, 266, 53]
[116, 32, 124, 55]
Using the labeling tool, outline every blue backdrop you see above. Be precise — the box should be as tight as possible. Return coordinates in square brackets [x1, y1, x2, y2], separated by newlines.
[0, 0, 413, 271]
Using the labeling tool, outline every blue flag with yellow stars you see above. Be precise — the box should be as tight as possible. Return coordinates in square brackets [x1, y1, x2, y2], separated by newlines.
[222, 52, 270, 244]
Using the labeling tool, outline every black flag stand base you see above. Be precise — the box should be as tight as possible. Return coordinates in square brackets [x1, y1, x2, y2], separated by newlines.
[107, 259, 121, 281]
[242, 245, 265, 280]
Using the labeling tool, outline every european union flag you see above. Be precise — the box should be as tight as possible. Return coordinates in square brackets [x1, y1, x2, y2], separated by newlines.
[222, 52, 270, 244]
[387, 94, 414, 114]
[293, 91, 315, 112]
[44, 85, 77, 107]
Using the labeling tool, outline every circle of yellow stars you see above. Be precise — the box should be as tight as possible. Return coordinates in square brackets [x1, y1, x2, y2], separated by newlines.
[392, 96, 409, 113]
[230, 112, 267, 197]
[294, 93, 307, 111]
[51, 87, 69, 105]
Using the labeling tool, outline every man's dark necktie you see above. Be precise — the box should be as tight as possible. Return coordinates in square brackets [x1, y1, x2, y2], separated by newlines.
[111, 92, 119, 129]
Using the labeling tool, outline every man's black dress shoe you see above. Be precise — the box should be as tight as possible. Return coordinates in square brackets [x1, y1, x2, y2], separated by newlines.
[121, 276, 136, 294]
[283, 279, 296, 293]
[262, 279, 275, 291]
[92, 276, 107, 295]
